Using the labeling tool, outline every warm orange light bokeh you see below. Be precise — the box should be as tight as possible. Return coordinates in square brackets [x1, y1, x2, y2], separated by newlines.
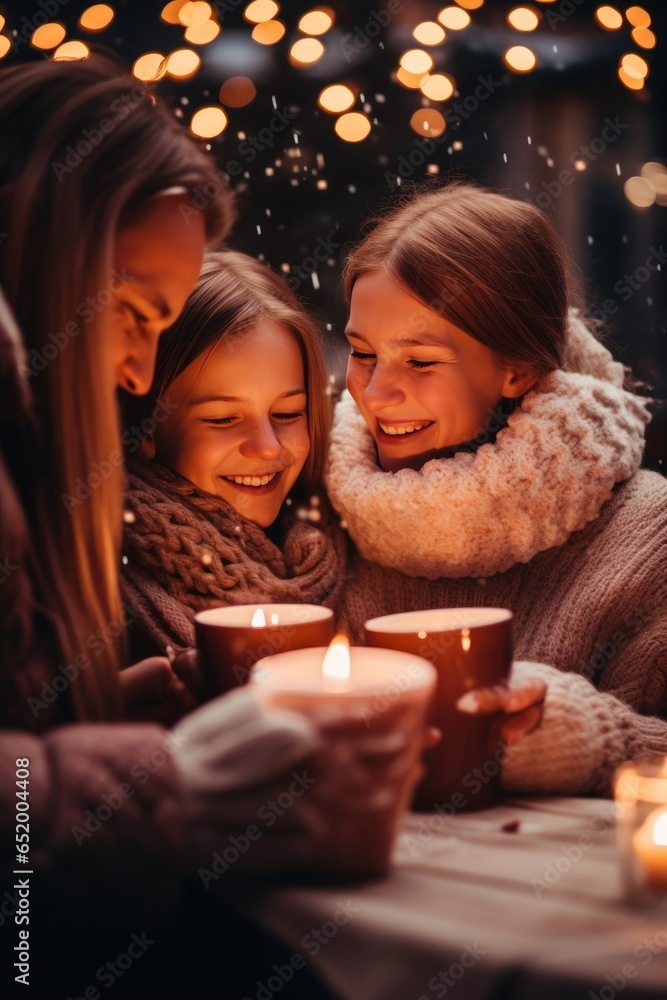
[32, 23, 67, 49]
[79, 4, 115, 31]
[318, 84, 356, 113]
[191, 106, 228, 138]
[335, 112, 371, 142]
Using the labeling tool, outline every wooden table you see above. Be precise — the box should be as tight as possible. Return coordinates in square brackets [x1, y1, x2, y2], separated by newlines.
[235, 797, 667, 999]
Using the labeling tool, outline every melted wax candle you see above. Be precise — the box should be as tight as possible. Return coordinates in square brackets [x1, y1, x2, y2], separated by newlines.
[250, 636, 437, 879]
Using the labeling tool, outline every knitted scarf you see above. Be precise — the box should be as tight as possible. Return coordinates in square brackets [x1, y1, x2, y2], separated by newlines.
[122, 461, 345, 653]
[326, 310, 651, 580]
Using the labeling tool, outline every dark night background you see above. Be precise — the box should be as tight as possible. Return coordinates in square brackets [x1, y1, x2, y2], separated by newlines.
[3, 0, 665, 470]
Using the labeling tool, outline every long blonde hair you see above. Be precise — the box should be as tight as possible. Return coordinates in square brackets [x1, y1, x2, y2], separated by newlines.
[0, 56, 233, 721]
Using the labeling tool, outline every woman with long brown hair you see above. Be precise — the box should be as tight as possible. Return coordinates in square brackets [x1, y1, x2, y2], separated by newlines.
[0, 54, 230, 724]
[0, 55, 345, 999]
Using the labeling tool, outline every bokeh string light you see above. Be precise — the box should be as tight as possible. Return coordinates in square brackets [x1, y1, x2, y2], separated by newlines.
[437, 7, 471, 30]
[625, 5, 652, 28]
[595, 5, 623, 29]
[631, 26, 656, 48]
[191, 105, 228, 138]
[396, 67, 430, 90]
[318, 85, 356, 114]
[165, 48, 201, 79]
[244, 0, 279, 24]
[184, 20, 220, 44]
[410, 109, 447, 139]
[413, 22, 446, 46]
[507, 8, 541, 32]
[334, 112, 371, 143]
[219, 77, 257, 108]
[640, 161, 667, 205]
[78, 4, 115, 31]
[420, 74, 455, 102]
[298, 9, 334, 36]
[161, 2, 187, 25]
[504, 44, 538, 72]
[624, 175, 657, 207]
[178, 2, 212, 27]
[31, 23, 67, 50]
[53, 40, 90, 60]
[132, 52, 167, 81]
[0, 0, 658, 181]
[289, 37, 325, 66]
[399, 49, 434, 76]
[251, 20, 285, 44]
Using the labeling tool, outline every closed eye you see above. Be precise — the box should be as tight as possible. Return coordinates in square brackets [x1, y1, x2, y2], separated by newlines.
[351, 347, 439, 370]
[273, 411, 305, 422]
[204, 417, 236, 426]
[350, 349, 376, 363]
[117, 302, 148, 327]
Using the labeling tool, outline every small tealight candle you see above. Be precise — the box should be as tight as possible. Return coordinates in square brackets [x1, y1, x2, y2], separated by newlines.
[615, 758, 667, 903]
[250, 636, 437, 879]
[194, 604, 334, 697]
[632, 808, 667, 891]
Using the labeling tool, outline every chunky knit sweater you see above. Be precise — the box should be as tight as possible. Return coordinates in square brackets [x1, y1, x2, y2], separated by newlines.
[327, 312, 667, 795]
[122, 460, 345, 659]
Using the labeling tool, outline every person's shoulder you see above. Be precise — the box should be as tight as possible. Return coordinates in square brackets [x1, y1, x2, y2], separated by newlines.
[593, 470, 667, 560]
[613, 469, 667, 519]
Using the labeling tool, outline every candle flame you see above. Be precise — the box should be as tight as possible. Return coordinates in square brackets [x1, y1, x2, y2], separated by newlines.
[251, 607, 267, 628]
[322, 633, 351, 688]
[652, 811, 667, 846]
[461, 627, 471, 652]
[270, 612, 280, 625]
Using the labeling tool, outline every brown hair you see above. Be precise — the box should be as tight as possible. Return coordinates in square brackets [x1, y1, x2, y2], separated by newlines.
[0, 55, 234, 721]
[344, 180, 581, 376]
[142, 249, 331, 489]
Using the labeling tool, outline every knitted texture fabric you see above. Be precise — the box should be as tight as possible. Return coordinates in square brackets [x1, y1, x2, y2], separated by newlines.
[326, 311, 651, 580]
[504, 663, 667, 796]
[121, 460, 346, 657]
[336, 470, 667, 708]
[327, 310, 667, 795]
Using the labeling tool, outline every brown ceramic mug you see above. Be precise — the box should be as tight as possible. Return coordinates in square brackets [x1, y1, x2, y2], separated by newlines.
[194, 603, 334, 698]
[364, 607, 513, 812]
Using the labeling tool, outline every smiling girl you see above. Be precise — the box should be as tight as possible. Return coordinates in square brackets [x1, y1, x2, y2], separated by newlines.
[328, 181, 667, 795]
[122, 249, 343, 658]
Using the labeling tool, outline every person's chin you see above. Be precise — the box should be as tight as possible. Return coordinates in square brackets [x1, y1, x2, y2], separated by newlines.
[246, 506, 277, 529]
[227, 493, 282, 528]
[378, 450, 423, 473]
[378, 433, 462, 472]
[374, 432, 436, 473]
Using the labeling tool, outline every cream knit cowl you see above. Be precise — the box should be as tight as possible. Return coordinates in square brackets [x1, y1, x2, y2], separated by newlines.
[326, 310, 651, 579]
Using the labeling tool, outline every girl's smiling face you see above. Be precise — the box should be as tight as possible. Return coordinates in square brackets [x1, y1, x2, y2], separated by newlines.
[151, 321, 310, 527]
[346, 270, 535, 473]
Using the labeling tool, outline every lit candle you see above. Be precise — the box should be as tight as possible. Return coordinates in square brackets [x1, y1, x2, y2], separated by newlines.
[194, 604, 334, 697]
[250, 635, 437, 878]
[365, 607, 513, 812]
[632, 808, 667, 891]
